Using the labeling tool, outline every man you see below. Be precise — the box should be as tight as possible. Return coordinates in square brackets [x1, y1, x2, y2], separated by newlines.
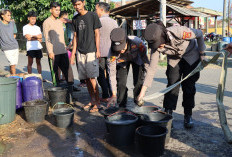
[95, 2, 118, 102]
[0, 9, 19, 75]
[137, 22, 206, 128]
[43, 2, 74, 96]
[107, 28, 149, 108]
[71, 0, 102, 112]
[23, 11, 43, 75]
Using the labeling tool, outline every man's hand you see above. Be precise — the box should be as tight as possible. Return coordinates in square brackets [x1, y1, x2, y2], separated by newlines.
[96, 51, 101, 59]
[49, 53, 55, 60]
[225, 43, 232, 57]
[107, 95, 117, 108]
[200, 55, 206, 62]
[70, 55, 75, 65]
[25, 35, 32, 41]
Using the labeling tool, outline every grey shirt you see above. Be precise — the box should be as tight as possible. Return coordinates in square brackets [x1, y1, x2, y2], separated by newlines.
[99, 14, 118, 57]
[108, 36, 149, 93]
[143, 25, 206, 87]
[0, 21, 18, 51]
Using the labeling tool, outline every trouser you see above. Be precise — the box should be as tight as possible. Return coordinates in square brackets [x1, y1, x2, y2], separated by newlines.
[97, 57, 112, 99]
[117, 62, 145, 107]
[53, 53, 74, 89]
[163, 59, 200, 115]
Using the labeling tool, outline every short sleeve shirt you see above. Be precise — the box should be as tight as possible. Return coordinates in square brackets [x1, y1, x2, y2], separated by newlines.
[23, 24, 43, 51]
[0, 21, 18, 51]
[72, 11, 102, 54]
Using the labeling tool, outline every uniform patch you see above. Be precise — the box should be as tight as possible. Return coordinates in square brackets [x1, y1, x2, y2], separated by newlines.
[117, 59, 125, 63]
[139, 42, 145, 52]
[183, 31, 192, 39]
[131, 44, 137, 49]
[110, 56, 116, 62]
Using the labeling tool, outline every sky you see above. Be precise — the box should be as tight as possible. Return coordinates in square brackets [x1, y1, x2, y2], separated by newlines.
[111, 0, 224, 12]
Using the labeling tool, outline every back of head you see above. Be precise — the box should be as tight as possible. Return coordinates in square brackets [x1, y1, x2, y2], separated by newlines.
[96, 2, 110, 13]
[50, 2, 60, 9]
[71, 0, 84, 3]
[144, 21, 169, 51]
[59, 10, 68, 18]
[0, 9, 11, 20]
[27, 11, 37, 18]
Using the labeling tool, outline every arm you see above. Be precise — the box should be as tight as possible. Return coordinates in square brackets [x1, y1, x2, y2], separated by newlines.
[107, 56, 117, 106]
[71, 32, 77, 65]
[225, 42, 232, 56]
[94, 28, 101, 59]
[137, 51, 160, 102]
[43, 21, 54, 60]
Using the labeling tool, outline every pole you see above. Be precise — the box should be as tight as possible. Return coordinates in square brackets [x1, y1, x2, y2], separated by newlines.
[228, 0, 231, 36]
[121, 0, 127, 33]
[160, 0, 167, 26]
[223, 0, 227, 37]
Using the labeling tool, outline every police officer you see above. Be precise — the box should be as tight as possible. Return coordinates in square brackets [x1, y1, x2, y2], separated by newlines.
[137, 21, 206, 128]
[107, 28, 149, 108]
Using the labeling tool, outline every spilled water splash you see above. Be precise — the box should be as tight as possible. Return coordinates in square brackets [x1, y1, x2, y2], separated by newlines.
[74, 132, 83, 157]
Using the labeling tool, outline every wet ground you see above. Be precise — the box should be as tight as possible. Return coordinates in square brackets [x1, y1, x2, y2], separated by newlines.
[1, 52, 232, 157]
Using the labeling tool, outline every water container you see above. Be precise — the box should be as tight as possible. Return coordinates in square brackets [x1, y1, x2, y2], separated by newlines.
[218, 41, 228, 51]
[0, 77, 17, 125]
[10, 76, 23, 109]
[230, 37, 232, 43]
[222, 37, 230, 43]
[22, 76, 43, 102]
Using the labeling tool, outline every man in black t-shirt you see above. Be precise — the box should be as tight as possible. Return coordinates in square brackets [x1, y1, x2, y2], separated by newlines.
[71, 0, 102, 113]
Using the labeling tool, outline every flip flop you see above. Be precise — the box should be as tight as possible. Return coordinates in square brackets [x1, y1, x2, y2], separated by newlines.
[83, 103, 93, 111]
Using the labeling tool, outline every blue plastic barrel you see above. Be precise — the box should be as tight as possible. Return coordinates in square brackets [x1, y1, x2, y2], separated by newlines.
[222, 37, 230, 43]
[230, 37, 232, 43]
[10, 76, 23, 109]
[22, 76, 43, 102]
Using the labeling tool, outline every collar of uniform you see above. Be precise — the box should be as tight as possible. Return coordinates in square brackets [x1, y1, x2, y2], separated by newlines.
[101, 14, 109, 18]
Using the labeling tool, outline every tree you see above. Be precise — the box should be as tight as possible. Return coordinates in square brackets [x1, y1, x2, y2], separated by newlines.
[1, 0, 99, 29]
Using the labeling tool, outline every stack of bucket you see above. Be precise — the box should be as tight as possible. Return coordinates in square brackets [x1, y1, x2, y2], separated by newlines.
[218, 37, 230, 51]
[104, 105, 173, 156]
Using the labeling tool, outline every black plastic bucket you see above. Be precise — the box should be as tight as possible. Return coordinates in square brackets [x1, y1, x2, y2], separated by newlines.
[129, 105, 161, 127]
[47, 87, 68, 107]
[136, 125, 168, 157]
[105, 111, 138, 146]
[23, 100, 48, 123]
[140, 111, 173, 144]
[129, 105, 161, 116]
[53, 106, 74, 128]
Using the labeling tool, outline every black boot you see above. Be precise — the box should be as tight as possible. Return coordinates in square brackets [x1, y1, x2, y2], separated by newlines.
[184, 115, 194, 129]
[164, 108, 173, 115]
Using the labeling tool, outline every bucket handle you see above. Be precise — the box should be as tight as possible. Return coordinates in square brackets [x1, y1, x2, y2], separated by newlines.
[52, 102, 74, 112]
[0, 114, 4, 119]
[108, 110, 136, 117]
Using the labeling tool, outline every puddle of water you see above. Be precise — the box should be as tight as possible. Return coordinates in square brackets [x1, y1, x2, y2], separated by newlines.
[74, 146, 84, 157]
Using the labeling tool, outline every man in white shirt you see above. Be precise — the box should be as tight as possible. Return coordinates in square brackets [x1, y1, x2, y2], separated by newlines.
[23, 11, 43, 74]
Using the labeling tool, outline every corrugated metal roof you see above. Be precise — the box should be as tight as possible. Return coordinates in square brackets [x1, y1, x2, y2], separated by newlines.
[191, 7, 223, 16]
[167, 3, 209, 17]
[110, 0, 209, 18]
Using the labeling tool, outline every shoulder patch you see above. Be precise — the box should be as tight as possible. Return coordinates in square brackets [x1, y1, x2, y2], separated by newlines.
[110, 56, 116, 62]
[183, 31, 192, 39]
[139, 42, 145, 52]
[131, 44, 137, 49]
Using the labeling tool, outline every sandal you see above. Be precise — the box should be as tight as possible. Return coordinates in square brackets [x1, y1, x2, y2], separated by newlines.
[89, 105, 100, 113]
[83, 102, 93, 111]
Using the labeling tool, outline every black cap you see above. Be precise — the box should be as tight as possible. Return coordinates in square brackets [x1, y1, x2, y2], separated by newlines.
[110, 28, 127, 52]
[144, 23, 167, 50]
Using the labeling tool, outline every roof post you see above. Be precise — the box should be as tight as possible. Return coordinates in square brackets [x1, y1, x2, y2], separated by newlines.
[222, 0, 227, 37]
[160, 0, 167, 26]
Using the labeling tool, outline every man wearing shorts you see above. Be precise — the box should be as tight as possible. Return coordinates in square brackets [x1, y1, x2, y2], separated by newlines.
[0, 9, 19, 75]
[43, 2, 74, 96]
[71, 0, 102, 112]
[23, 11, 43, 74]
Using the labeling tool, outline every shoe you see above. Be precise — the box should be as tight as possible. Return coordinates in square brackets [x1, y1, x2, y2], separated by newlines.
[100, 98, 110, 103]
[73, 86, 81, 92]
[164, 108, 173, 115]
[184, 115, 194, 129]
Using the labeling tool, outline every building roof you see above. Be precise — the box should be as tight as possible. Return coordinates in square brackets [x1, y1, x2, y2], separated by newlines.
[110, 0, 208, 19]
[191, 7, 223, 17]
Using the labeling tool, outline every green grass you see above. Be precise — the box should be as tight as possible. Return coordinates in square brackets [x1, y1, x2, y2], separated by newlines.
[204, 41, 218, 47]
